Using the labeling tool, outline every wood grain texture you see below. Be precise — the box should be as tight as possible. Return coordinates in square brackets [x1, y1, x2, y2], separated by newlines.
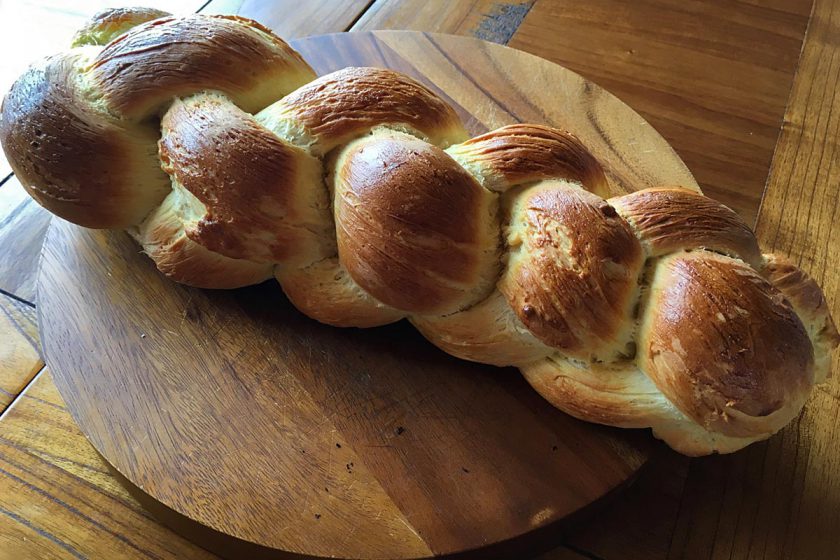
[539, 447, 692, 560]
[661, 0, 840, 557]
[0, 369, 216, 560]
[547, 449, 690, 560]
[41, 218, 649, 559]
[508, 0, 813, 224]
[0, 353, 596, 560]
[30, 30, 714, 560]
[352, 0, 535, 44]
[351, 32, 697, 192]
[200, 0, 373, 37]
[0, 177, 51, 302]
[540, 0, 840, 558]
[2, 3, 835, 560]
[0, 293, 40, 413]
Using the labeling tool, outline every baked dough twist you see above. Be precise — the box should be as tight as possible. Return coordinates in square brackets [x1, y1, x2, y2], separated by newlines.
[1, 9, 837, 455]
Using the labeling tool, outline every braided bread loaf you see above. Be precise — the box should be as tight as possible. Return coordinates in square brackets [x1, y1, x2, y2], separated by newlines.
[1, 9, 837, 456]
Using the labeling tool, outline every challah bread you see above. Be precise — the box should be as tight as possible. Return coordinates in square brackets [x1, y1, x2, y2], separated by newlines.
[1, 9, 837, 456]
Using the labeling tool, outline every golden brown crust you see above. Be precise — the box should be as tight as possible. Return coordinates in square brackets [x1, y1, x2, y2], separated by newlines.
[91, 15, 315, 120]
[762, 254, 839, 339]
[0, 52, 169, 229]
[500, 182, 643, 360]
[447, 124, 610, 197]
[159, 94, 332, 265]
[1, 8, 835, 457]
[639, 251, 813, 437]
[411, 291, 554, 367]
[522, 355, 772, 456]
[334, 131, 499, 314]
[277, 258, 404, 328]
[610, 187, 763, 267]
[762, 253, 840, 383]
[135, 191, 274, 289]
[71, 7, 170, 47]
[268, 67, 467, 154]
[522, 357, 677, 428]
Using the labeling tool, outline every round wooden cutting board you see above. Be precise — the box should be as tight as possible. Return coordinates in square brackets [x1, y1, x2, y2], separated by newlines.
[38, 32, 698, 560]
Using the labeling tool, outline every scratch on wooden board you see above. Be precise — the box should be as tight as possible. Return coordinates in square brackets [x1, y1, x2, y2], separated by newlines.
[472, 2, 534, 45]
[397, 515, 423, 541]
[337, 517, 361, 549]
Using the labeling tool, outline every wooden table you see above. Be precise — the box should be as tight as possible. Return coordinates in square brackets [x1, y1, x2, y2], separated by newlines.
[0, 1, 836, 558]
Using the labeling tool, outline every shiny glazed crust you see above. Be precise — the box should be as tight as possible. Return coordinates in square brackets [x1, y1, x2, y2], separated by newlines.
[501, 182, 643, 360]
[639, 252, 813, 438]
[334, 131, 499, 314]
[156, 93, 331, 266]
[1, 9, 837, 456]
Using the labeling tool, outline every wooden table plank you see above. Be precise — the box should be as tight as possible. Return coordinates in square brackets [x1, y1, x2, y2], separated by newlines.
[0, 363, 599, 560]
[508, 0, 813, 224]
[0, 369, 217, 560]
[739, 0, 812, 15]
[0, 177, 51, 302]
[199, 0, 372, 37]
[0, 293, 40, 413]
[352, 0, 535, 44]
[0, 380, 598, 560]
[540, 0, 840, 558]
[556, 449, 690, 560]
[662, 0, 840, 557]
